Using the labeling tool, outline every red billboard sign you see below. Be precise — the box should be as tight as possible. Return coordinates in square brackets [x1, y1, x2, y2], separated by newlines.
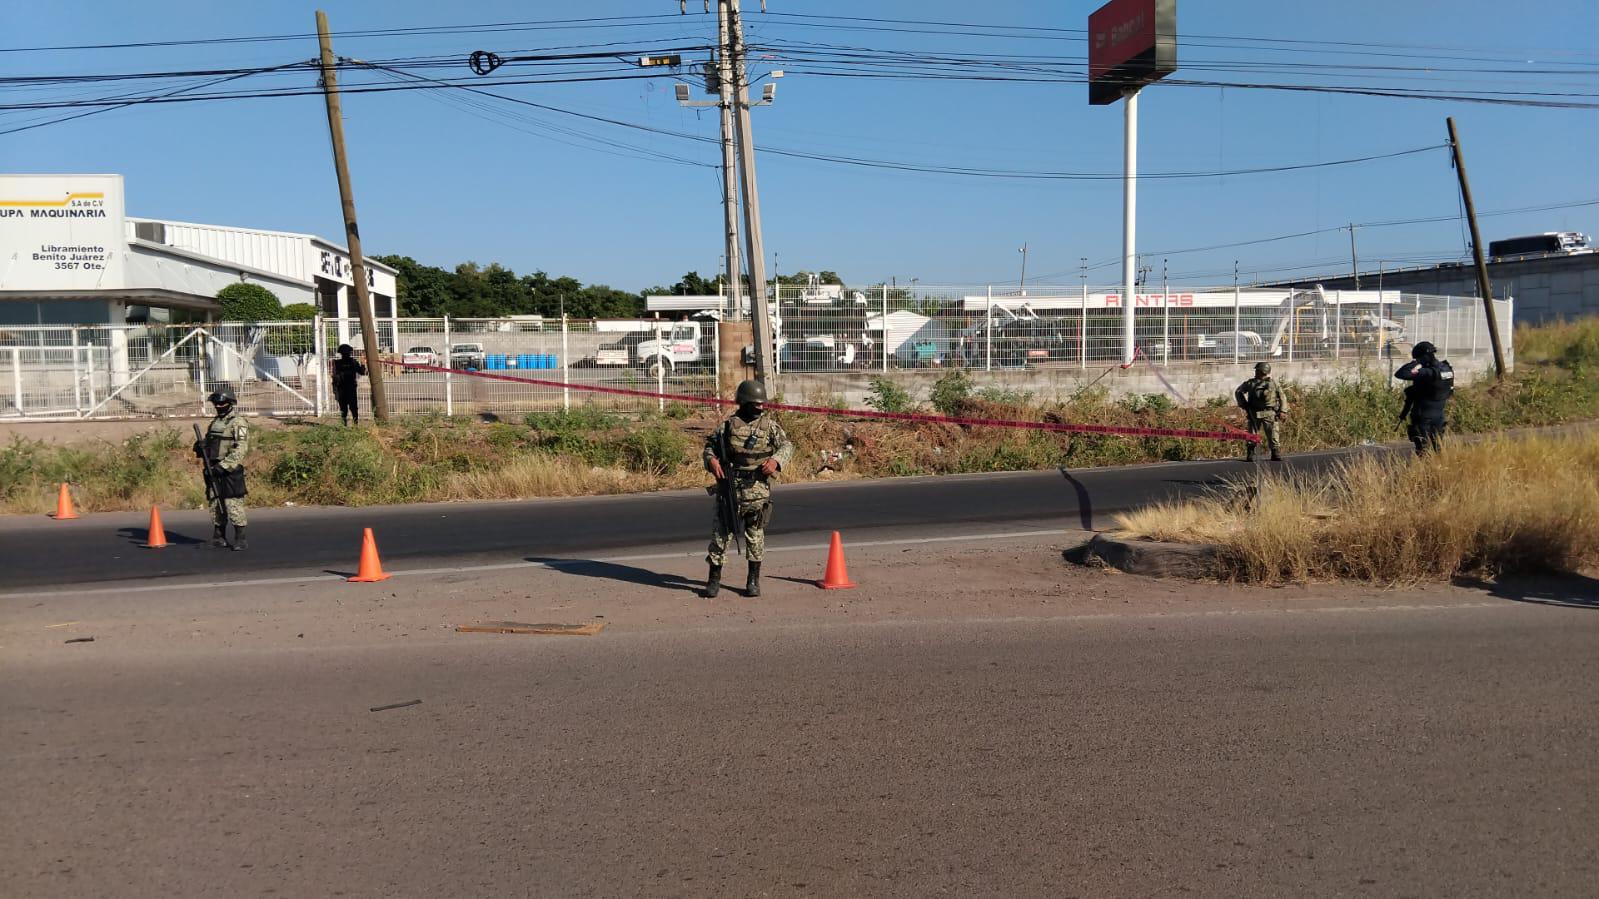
[1088, 0, 1177, 105]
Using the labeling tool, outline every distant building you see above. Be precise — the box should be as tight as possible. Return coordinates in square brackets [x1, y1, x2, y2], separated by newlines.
[1, 173, 397, 346]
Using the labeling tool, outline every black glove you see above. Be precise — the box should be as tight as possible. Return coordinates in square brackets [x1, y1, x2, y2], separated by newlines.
[192, 441, 205, 458]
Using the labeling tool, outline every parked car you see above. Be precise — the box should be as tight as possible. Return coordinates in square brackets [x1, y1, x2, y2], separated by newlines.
[401, 346, 437, 373]
[450, 343, 486, 371]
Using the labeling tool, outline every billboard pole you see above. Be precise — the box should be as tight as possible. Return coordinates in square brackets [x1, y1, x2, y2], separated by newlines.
[1121, 87, 1139, 366]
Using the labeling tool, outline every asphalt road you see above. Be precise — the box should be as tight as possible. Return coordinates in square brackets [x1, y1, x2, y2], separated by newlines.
[0, 447, 1372, 590]
[6, 596, 1596, 897]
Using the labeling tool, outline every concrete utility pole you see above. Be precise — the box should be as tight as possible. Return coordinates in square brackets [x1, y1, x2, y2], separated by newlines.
[315, 10, 388, 421]
[1446, 117, 1507, 380]
[1018, 242, 1028, 294]
[728, 0, 776, 387]
[716, 5, 743, 321]
[1347, 223, 1360, 290]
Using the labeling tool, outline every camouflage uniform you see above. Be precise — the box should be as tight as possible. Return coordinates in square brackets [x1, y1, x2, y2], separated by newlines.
[204, 408, 250, 527]
[1235, 374, 1287, 460]
[704, 410, 794, 566]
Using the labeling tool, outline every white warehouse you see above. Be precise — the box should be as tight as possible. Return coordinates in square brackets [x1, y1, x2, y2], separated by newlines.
[0, 173, 397, 347]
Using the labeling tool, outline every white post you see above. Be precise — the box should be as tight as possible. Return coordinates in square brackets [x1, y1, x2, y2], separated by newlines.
[443, 315, 454, 417]
[10, 351, 21, 416]
[1161, 283, 1170, 366]
[196, 327, 207, 416]
[1121, 88, 1139, 366]
[985, 285, 993, 372]
[1443, 295, 1453, 356]
[84, 341, 97, 412]
[655, 322, 665, 413]
[71, 327, 82, 417]
[561, 314, 571, 411]
[1080, 281, 1088, 369]
[1288, 300, 1296, 363]
[1334, 290, 1343, 359]
[1232, 283, 1242, 365]
[313, 315, 325, 417]
[881, 283, 889, 373]
[1471, 297, 1479, 357]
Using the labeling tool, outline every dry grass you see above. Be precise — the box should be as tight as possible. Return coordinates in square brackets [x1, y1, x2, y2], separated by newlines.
[1114, 432, 1599, 584]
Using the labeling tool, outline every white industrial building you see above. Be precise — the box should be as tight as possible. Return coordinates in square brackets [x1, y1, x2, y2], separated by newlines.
[0, 173, 397, 347]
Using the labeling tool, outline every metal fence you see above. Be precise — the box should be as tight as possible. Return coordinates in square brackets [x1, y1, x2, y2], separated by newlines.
[0, 317, 719, 420]
[767, 284, 1513, 374]
[1, 290, 1510, 420]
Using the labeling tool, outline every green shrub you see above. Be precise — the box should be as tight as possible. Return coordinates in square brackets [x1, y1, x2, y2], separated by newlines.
[618, 423, 692, 475]
[866, 376, 913, 413]
[217, 283, 284, 321]
[930, 371, 973, 417]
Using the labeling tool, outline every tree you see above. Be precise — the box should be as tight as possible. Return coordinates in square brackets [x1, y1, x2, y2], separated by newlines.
[280, 303, 319, 321]
[217, 282, 283, 321]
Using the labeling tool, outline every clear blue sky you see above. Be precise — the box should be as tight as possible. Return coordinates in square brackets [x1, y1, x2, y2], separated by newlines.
[4, 1, 1596, 291]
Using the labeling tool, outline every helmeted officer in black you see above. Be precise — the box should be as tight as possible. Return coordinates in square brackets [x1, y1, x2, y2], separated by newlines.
[1394, 340, 1454, 456]
[331, 343, 367, 426]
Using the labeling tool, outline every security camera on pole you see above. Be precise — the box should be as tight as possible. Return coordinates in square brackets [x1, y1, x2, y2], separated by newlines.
[1089, 0, 1177, 366]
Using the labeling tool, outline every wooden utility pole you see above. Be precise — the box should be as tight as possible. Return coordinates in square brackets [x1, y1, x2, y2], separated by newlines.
[1446, 117, 1507, 380]
[316, 10, 390, 420]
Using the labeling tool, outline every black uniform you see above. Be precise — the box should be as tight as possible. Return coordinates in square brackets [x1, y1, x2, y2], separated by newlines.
[1395, 356, 1454, 456]
[332, 355, 366, 424]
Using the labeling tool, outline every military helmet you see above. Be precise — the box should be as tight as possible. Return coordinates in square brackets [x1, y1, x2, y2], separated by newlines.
[208, 388, 237, 407]
[1254, 361, 1272, 376]
[735, 379, 767, 405]
[337, 343, 354, 356]
[1412, 340, 1437, 360]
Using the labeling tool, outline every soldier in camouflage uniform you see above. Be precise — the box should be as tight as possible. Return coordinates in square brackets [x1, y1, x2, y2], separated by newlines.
[1234, 361, 1287, 462]
[194, 388, 251, 550]
[703, 379, 794, 598]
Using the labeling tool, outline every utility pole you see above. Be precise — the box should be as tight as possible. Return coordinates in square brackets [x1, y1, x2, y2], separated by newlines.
[1446, 117, 1507, 380]
[1121, 87, 1139, 366]
[1347, 222, 1360, 290]
[728, 0, 775, 387]
[316, 10, 388, 421]
[715, 3, 742, 321]
[1018, 242, 1028, 294]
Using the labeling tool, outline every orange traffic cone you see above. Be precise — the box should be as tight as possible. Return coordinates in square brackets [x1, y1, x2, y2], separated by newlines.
[142, 506, 169, 548]
[816, 531, 856, 590]
[49, 483, 78, 520]
[348, 527, 392, 582]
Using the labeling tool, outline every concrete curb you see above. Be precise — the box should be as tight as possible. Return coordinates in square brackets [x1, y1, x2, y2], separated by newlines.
[1064, 533, 1222, 579]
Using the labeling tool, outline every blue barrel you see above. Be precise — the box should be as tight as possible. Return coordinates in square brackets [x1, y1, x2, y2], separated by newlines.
[487, 354, 505, 370]
[545, 354, 557, 369]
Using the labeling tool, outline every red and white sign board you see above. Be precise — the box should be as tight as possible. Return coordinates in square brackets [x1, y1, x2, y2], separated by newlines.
[1088, 0, 1177, 105]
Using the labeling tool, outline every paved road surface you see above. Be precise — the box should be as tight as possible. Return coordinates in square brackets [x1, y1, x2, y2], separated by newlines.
[5, 585, 1596, 897]
[0, 447, 1373, 590]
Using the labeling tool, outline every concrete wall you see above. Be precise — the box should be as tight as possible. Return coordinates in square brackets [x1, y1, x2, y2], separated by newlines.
[777, 352, 1499, 410]
[1272, 253, 1598, 325]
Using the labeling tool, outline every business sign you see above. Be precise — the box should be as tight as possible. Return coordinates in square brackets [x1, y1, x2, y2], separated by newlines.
[311, 243, 375, 289]
[1088, 0, 1177, 105]
[0, 174, 126, 291]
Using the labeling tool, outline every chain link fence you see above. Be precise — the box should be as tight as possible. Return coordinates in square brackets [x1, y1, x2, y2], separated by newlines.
[0, 317, 721, 420]
[1, 291, 1508, 420]
[770, 284, 1512, 374]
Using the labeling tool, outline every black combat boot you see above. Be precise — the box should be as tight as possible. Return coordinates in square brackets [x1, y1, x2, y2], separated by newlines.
[1270, 451, 1284, 462]
[212, 525, 229, 548]
[745, 561, 762, 598]
[1245, 444, 1257, 463]
[703, 563, 722, 598]
[230, 526, 248, 551]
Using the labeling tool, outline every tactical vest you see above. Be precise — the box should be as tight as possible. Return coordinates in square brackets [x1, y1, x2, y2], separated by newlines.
[1422, 360, 1455, 402]
[1245, 379, 1275, 412]
[205, 412, 244, 461]
[722, 414, 780, 472]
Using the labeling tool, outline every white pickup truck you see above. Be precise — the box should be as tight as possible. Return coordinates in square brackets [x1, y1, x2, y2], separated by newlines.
[594, 321, 706, 379]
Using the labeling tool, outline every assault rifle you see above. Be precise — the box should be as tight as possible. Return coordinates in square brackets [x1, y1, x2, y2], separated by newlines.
[710, 427, 746, 557]
[192, 423, 223, 518]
